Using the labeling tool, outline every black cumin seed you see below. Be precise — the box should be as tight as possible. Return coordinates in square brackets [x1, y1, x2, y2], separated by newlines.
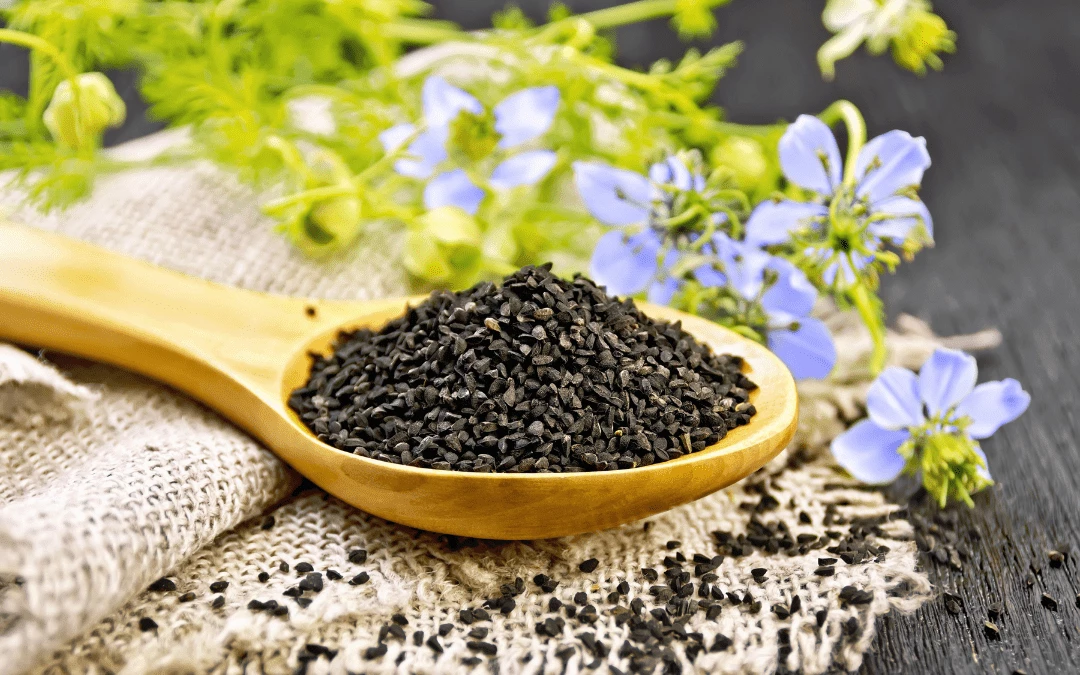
[751, 567, 767, 578]
[349, 572, 370, 585]
[1049, 550, 1065, 568]
[298, 572, 323, 592]
[984, 621, 1001, 640]
[710, 634, 732, 652]
[790, 595, 802, 613]
[988, 603, 1003, 620]
[818, 557, 837, 566]
[148, 578, 176, 592]
[178, 592, 196, 603]
[462, 657, 482, 666]
[364, 644, 387, 659]
[211, 595, 225, 609]
[209, 581, 229, 593]
[348, 549, 368, 564]
[439, 623, 454, 636]
[467, 641, 498, 655]
[279, 562, 289, 573]
[473, 608, 491, 621]
[283, 586, 301, 598]
[257, 571, 270, 583]
[666, 540, 681, 550]
[814, 566, 835, 576]
[392, 613, 408, 625]
[1041, 593, 1058, 611]
[549, 597, 563, 611]
[296, 597, 313, 608]
[579, 558, 600, 573]
[816, 609, 827, 627]
[260, 516, 275, 530]
[413, 631, 424, 646]
[574, 591, 588, 605]
[326, 569, 342, 581]
[138, 617, 157, 632]
[943, 593, 963, 615]
[469, 627, 489, 639]
[295, 562, 314, 573]
[289, 266, 756, 474]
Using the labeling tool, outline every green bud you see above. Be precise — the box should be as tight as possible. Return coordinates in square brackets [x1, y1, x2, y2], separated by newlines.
[302, 194, 363, 250]
[43, 73, 126, 150]
[709, 136, 774, 195]
[672, 0, 718, 40]
[403, 206, 483, 286]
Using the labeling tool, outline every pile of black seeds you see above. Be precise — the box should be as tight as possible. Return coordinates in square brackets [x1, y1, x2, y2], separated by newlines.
[290, 264, 757, 473]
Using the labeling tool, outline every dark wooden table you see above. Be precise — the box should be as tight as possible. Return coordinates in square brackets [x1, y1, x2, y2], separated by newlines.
[2, 1, 1077, 672]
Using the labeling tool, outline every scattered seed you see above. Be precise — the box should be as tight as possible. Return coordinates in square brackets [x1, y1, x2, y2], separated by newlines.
[260, 516, 275, 530]
[814, 566, 835, 577]
[209, 581, 229, 593]
[579, 558, 600, 573]
[257, 571, 270, 583]
[326, 569, 342, 581]
[364, 644, 387, 660]
[295, 562, 314, 573]
[349, 572, 370, 585]
[211, 595, 225, 609]
[349, 549, 368, 564]
[138, 617, 157, 632]
[178, 592, 196, 603]
[983, 621, 1001, 641]
[943, 593, 963, 615]
[988, 603, 1003, 621]
[298, 573, 323, 592]
[148, 578, 176, 592]
[1041, 593, 1058, 611]
[1049, 550, 1065, 568]
[279, 562, 289, 573]
[392, 613, 408, 625]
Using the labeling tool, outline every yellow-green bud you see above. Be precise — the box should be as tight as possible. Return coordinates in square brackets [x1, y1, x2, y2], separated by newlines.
[709, 136, 770, 192]
[891, 8, 956, 76]
[303, 195, 363, 249]
[403, 206, 483, 286]
[43, 73, 126, 150]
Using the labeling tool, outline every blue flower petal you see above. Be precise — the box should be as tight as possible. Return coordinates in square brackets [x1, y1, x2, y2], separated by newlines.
[866, 367, 925, 430]
[973, 444, 992, 480]
[955, 378, 1031, 439]
[854, 130, 931, 204]
[722, 240, 772, 300]
[422, 75, 483, 128]
[379, 123, 416, 152]
[919, 348, 979, 415]
[869, 195, 934, 241]
[391, 127, 448, 179]
[493, 86, 560, 148]
[820, 252, 871, 286]
[647, 276, 681, 305]
[830, 419, 909, 484]
[589, 229, 662, 296]
[761, 257, 817, 318]
[767, 315, 837, 380]
[648, 156, 693, 191]
[573, 161, 653, 226]
[423, 169, 484, 214]
[744, 200, 828, 247]
[778, 115, 843, 195]
[489, 150, 558, 189]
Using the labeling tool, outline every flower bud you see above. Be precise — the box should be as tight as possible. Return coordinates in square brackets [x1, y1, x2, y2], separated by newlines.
[403, 206, 483, 286]
[891, 8, 956, 76]
[709, 136, 770, 192]
[303, 194, 363, 249]
[43, 73, 126, 150]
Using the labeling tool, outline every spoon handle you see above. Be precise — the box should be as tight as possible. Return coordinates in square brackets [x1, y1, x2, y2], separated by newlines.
[0, 223, 322, 406]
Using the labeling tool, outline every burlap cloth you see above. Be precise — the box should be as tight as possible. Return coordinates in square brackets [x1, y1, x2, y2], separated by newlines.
[0, 126, 1003, 674]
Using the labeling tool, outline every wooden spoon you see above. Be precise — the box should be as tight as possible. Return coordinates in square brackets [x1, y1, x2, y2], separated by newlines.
[0, 223, 797, 539]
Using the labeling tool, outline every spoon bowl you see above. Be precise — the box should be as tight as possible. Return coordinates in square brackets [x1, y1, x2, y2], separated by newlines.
[0, 224, 798, 539]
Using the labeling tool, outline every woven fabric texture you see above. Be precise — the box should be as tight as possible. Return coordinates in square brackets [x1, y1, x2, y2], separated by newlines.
[0, 131, 997, 674]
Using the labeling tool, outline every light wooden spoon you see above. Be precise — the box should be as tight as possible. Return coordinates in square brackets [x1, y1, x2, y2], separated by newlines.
[0, 223, 797, 539]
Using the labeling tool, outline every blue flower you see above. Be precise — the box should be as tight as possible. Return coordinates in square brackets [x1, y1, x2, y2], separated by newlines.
[652, 234, 837, 380]
[831, 348, 1030, 503]
[744, 115, 934, 287]
[574, 156, 713, 298]
[379, 76, 560, 215]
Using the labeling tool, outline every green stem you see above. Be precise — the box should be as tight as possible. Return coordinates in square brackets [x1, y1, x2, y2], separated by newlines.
[262, 185, 355, 215]
[0, 29, 80, 83]
[573, 0, 731, 31]
[382, 19, 465, 45]
[570, 53, 698, 113]
[848, 277, 887, 374]
[654, 112, 786, 139]
[817, 100, 866, 187]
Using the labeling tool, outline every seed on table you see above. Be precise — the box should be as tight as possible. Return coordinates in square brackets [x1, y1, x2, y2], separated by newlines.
[790, 595, 802, 613]
[279, 562, 289, 573]
[548, 597, 562, 611]
[710, 634, 732, 652]
[178, 592, 196, 603]
[462, 657, 482, 666]
[211, 595, 225, 609]
[209, 581, 228, 593]
[257, 572, 270, 583]
[814, 566, 835, 576]
[574, 591, 588, 605]
[1041, 593, 1058, 611]
[298, 572, 323, 592]
[472, 608, 491, 621]
[326, 569, 342, 581]
[148, 578, 176, 592]
[387, 624, 406, 640]
[666, 541, 681, 550]
[364, 644, 387, 660]
[617, 581, 630, 595]
[641, 568, 658, 582]
[138, 617, 157, 632]
[272, 605, 288, 617]
[706, 605, 722, 620]
[943, 593, 963, 615]
[460, 608, 475, 624]
[349, 572, 369, 585]
[427, 635, 444, 653]
[348, 549, 368, 564]
[983, 621, 1001, 640]
[260, 516, 275, 530]
[818, 558, 837, 566]
[1049, 550, 1065, 568]
[469, 627, 489, 639]
[296, 597, 312, 608]
[816, 609, 827, 627]
[283, 587, 301, 598]
[412, 631, 424, 646]
[392, 613, 408, 625]
[467, 641, 498, 655]
[579, 558, 600, 573]
[295, 562, 314, 574]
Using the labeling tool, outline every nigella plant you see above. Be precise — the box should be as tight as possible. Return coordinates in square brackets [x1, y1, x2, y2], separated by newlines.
[573, 154, 836, 380]
[379, 75, 561, 215]
[831, 348, 1030, 506]
[744, 105, 934, 373]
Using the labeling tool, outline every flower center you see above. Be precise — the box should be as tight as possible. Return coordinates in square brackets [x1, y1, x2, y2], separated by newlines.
[449, 109, 501, 162]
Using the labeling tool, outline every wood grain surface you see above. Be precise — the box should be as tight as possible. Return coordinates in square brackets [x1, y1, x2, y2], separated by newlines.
[2, 0, 1077, 670]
